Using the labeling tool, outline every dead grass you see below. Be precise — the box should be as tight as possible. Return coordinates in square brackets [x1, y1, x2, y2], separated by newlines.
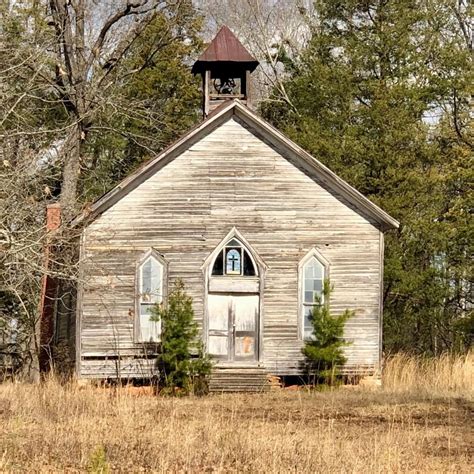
[0, 354, 472, 473]
[383, 351, 473, 397]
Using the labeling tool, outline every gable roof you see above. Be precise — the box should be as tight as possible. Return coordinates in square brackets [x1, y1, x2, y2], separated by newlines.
[74, 100, 399, 231]
[191, 26, 259, 73]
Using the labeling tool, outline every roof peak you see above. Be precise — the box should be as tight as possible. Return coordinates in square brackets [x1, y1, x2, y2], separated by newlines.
[73, 98, 399, 232]
[192, 25, 259, 73]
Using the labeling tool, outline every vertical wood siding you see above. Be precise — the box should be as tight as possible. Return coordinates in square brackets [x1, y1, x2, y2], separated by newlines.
[79, 118, 382, 377]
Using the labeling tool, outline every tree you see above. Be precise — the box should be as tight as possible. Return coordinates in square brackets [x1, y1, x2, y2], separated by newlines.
[151, 280, 212, 395]
[302, 281, 353, 385]
[79, 5, 203, 201]
[45, 0, 202, 218]
[0, 1, 203, 376]
[427, 1, 473, 352]
[1, 0, 202, 218]
[262, 0, 472, 355]
[195, 0, 315, 106]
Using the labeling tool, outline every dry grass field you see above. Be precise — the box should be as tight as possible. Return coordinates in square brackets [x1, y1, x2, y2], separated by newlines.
[0, 353, 472, 473]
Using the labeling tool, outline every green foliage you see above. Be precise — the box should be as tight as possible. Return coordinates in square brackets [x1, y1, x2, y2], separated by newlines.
[302, 281, 353, 384]
[262, 0, 472, 355]
[0, 2, 204, 372]
[80, 4, 203, 202]
[87, 445, 110, 474]
[151, 280, 212, 395]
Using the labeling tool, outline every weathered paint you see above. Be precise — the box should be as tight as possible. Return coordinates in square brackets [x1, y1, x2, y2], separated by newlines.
[76, 117, 386, 378]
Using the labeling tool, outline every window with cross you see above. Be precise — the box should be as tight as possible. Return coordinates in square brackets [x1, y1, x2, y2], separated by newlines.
[212, 238, 256, 276]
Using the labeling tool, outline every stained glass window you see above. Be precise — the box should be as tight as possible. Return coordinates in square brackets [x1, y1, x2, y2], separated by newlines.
[211, 238, 257, 277]
[226, 248, 241, 274]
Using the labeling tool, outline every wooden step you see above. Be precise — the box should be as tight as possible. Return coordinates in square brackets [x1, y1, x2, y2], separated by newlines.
[209, 367, 271, 393]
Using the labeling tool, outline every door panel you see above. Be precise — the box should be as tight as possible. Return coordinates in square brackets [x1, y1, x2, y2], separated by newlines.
[208, 335, 228, 356]
[234, 295, 258, 331]
[207, 293, 259, 361]
[234, 336, 255, 358]
[233, 294, 258, 360]
[208, 294, 231, 358]
[208, 294, 230, 331]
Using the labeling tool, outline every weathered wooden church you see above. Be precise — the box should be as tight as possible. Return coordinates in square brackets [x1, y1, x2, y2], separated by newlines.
[45, 27, 398, 389]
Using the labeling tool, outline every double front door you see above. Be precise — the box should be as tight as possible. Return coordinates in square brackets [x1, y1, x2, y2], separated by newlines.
[207, 294, 259, 361]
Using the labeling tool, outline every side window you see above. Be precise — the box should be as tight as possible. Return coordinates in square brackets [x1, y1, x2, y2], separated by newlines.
[300, 252, 326, 340]
[137, 251, 165, 342]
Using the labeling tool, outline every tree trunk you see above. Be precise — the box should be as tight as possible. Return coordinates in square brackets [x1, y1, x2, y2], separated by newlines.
[28, 320, 41, 382]
[60, 124, 83, 221]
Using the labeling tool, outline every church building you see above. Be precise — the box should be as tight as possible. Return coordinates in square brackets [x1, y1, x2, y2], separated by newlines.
[48, 27, 399, 390]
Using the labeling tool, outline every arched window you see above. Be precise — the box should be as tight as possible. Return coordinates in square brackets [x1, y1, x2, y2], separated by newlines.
[300, 250, 328, 340]
[136, 250, 166, 342]
[211, 238, 257, 277]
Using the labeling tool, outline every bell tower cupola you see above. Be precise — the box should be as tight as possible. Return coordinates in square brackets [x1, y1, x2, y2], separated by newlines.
[192, 26, 259, 117]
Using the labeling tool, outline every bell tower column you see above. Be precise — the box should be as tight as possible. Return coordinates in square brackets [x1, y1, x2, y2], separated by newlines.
[192, 26, 259, 118]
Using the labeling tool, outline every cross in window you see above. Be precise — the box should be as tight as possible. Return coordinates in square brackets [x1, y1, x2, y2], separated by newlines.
[228, 252, 240, 272]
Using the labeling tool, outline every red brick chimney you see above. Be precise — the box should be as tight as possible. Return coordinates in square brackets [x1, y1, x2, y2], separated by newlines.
[38, 203, 61, 372]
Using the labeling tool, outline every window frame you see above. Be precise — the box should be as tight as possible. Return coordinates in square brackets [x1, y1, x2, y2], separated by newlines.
[225, 247, 242, 275]
[298, 248, 330, 341]
[134, 249, 168, 343]
[211, 238, 259, 278]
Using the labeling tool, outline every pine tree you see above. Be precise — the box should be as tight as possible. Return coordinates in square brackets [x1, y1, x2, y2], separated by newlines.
[302, 281, 353, 385]
[262, 0, 472, 355]
[80, 5, 203, 202]
[151, 280, 212, 395]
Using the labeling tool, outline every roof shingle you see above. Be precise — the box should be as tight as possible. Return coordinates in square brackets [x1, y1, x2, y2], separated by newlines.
[192, 26, 259, 73]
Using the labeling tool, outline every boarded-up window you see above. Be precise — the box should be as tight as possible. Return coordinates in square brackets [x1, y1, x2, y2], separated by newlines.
[302, 256, 325, 340]
[137, 254, 163, 342]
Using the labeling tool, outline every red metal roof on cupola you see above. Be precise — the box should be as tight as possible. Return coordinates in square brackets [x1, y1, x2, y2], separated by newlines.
[192, 26, 259, 73]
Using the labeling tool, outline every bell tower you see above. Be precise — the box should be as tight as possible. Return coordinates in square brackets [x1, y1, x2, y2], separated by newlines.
[192, 26, 259, 117]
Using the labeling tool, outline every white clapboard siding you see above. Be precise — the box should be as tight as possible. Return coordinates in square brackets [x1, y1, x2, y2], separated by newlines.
[78, 118, 383, 378]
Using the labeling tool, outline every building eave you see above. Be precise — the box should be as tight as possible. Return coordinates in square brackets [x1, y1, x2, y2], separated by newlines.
[73, 99, 399, 232]
[232, 102, 399, 231]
